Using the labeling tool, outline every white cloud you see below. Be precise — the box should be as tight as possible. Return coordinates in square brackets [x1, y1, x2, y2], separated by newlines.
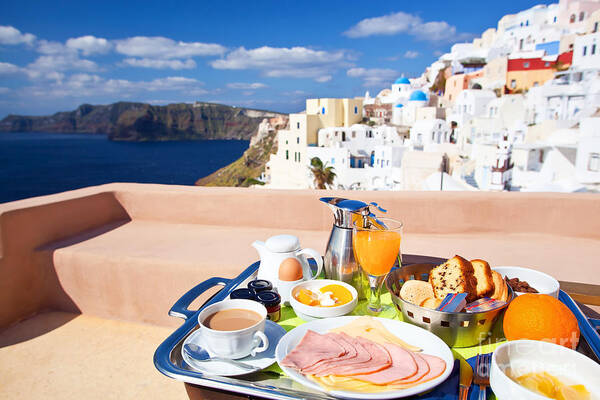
[226, 82, 267, 90]
[122, 58, 197, 70]
[18, 74, 208, 99]
[0, 87, 10, 94]
[0, 62, 21, 74]
[114, 36, 226, 59]
[404, 50, 420, 59]
[211, 46, 350, 82]
[0, 25, 36, 45]
[343, 12, 472, 42]
[25, 54, 98, 80]
[347, 67, 397, 87]
[66, 35, 112, 55]
[37, 40, 70, 55]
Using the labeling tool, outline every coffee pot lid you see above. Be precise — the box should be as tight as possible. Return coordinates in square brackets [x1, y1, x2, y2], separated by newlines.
[265, 234, 300, 253]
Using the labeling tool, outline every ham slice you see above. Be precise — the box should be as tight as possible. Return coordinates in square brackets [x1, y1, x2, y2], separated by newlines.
[320, 337, 392, 376]
[388, 353, 447, 389]
[301, 333, 357, 373]
[310, 333, 373, 376]
[280, 330, 346, 370]
[351, 343, 418, 385]
[392, 351, 430, 384]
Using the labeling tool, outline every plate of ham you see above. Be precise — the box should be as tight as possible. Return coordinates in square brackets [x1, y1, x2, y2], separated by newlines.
[276, 316, 453, 399]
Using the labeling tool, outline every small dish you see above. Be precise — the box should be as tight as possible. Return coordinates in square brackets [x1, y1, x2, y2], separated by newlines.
[289, 279, 358, 321]
[181, 320, 286, 376]
[493, 266, 560, 298]
[491, 340, 600, 399]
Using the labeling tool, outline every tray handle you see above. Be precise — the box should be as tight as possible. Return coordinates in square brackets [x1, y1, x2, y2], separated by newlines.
[169, 277, 230, 320]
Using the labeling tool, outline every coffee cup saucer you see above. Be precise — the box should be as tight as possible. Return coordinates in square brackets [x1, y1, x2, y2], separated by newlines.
[181, 320, 286, 376]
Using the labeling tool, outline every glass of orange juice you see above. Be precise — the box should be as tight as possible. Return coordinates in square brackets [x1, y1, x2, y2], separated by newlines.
[352, 217, 402, 316]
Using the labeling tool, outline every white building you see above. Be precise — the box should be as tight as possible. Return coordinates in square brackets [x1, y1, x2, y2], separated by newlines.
[410, 119, 451, 148]
[572, 31, 600, 69]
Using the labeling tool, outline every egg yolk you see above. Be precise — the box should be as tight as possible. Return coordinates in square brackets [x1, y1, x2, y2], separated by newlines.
[294, 285, 353, 307]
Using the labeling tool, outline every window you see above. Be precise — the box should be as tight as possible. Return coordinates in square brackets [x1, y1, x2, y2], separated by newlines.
[553, 16, 557, 23]
[322, 107, 325, 114]
[296, 137, 300, 144]
[579, 11, 585, 21]
[386, 160, 390, 167]
[331, 158, 335, 164]
[526, 20, 529, 26]
[449, 94, 452, 101]
[594, 22, 599, 33]
[298, 153, 301, 163]
[570, 14, 576, 23]
[285, 140, 288, 144]
[583, 46, 587, 56]
[588, 153, 600, 171]
[545, 62, 550, 67]
[523, 61, 530, 68]
[454, 81, 457, 87]
[533, 81, 539, 87]
[519, 39, 524, 50]
[296, 122, 300, 129]
[352, 131, 356, 138]
[354, 106, 358, 114]
[511, 79, 517, 89]
[592, 44, 597, 55]
[285, 150, 289, 160]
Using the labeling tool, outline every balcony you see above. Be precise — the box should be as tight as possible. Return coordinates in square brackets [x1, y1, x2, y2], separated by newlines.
[1, 183, 599, 398]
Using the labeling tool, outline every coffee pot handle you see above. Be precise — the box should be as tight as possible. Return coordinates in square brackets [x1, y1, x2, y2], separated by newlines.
[296, 248, 323, 280]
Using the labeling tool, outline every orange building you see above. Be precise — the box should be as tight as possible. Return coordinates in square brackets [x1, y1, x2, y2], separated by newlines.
[506, 51, 573, 92]
[444, 70, 484, 104]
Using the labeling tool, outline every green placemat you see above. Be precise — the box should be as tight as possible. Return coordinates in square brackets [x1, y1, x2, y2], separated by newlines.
[265, 292, 505, 375]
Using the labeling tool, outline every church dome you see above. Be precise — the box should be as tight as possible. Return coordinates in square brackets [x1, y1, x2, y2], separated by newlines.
[395, 77, 410, 85]
[394, 103, 404, 108]
[409, 90, 427, 101]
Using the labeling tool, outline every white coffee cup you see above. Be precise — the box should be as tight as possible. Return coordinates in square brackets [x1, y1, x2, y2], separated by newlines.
[197, 299, 269, 359]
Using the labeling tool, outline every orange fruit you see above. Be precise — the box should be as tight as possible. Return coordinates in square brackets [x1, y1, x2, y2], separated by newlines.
[503, 294, 580, 349]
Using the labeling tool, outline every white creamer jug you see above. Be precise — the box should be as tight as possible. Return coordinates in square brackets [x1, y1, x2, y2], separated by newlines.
[252, 234, 323, 286]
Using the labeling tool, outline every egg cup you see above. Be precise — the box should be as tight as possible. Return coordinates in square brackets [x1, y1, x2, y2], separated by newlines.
[278, 278, 304, 306]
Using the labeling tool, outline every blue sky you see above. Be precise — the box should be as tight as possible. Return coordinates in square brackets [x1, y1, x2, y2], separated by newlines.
[0, 0, 551, 117]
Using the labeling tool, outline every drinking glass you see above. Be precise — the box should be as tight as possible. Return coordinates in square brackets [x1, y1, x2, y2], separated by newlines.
[352, 217, 403, 316]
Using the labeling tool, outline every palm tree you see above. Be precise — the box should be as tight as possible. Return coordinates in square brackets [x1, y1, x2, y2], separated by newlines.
[310, 157, 336, 189]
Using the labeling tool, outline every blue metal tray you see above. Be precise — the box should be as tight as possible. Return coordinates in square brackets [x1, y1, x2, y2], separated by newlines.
[154, 261, 600, 399]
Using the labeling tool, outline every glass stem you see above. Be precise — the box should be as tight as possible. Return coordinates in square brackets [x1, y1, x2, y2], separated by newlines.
[366, 274, 386, 313]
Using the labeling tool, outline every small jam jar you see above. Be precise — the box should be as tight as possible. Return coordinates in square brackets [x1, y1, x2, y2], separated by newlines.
[229, 288, 256, 301]
[255, 291, 281, 322]
[248, 279, 273, 294]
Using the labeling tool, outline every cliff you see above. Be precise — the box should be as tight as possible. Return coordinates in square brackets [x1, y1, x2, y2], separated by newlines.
[196, 116, 288, 187]
[0, 102, 285, 142]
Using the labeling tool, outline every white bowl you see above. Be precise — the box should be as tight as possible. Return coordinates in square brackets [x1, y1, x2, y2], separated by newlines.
[493, 266, 560, 298]
[491, 340, 600, 400]
[289, 279, 358, 321]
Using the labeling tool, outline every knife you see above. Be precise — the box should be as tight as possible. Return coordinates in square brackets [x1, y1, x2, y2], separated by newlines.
[459, 357, 473, 400]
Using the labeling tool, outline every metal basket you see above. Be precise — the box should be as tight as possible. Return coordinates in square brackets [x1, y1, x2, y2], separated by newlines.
[385, 263, 514, 348]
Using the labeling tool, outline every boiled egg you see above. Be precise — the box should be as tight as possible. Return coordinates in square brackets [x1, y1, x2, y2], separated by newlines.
[278, 257, 303, 281]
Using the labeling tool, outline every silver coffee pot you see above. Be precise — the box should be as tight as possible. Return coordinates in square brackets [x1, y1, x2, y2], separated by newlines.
[319, 197, 387, 299]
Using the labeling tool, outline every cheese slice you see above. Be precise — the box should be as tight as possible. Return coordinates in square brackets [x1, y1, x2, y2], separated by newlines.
[328, 316, 421, 352]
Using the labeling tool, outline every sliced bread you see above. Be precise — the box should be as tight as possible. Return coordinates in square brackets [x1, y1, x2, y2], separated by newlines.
[420, 297, 442, 309]
[471, 259, 495, 298]
[399, 280, 434, 306]
[490, 270, 507, 300]
[429, 255, 478, 302]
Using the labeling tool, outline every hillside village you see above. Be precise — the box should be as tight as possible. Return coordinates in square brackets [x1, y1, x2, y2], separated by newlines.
[260, 0, 600, 192]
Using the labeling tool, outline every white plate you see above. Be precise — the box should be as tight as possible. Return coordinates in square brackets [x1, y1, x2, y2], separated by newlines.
[275, 316, 454, 399]
[182, 320, 286, 376]
[493, 266, 560, 298]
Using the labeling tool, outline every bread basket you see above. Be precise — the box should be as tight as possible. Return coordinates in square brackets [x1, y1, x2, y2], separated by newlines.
[385, 263, 514, 348]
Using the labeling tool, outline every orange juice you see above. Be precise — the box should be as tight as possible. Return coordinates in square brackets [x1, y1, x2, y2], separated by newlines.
[353, 230, 401, 276]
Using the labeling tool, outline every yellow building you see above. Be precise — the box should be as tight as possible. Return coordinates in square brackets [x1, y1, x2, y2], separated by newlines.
[266, 98, 363, 188]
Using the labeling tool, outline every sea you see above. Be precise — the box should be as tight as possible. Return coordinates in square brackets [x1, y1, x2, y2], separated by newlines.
[0, 132, 249, 203]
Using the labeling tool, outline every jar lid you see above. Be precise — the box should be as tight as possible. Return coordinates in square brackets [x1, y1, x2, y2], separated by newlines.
[248, 279, 273, 293]
[265, 234, 300, 253]
[256, 291, 281, 307]
[229, 288, 256, 300]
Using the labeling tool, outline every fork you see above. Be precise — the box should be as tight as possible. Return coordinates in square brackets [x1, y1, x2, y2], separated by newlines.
[473, 353, 491, 400]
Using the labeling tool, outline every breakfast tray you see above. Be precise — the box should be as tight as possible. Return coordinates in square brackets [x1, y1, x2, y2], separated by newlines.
[154, 258, 600, 399]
